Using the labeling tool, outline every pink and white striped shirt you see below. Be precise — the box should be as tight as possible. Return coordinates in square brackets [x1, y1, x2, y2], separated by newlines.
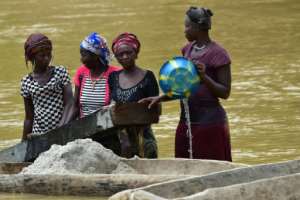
[73, 64, 121, 117]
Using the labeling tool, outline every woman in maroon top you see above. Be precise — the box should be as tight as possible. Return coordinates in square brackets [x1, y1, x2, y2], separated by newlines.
[140, 7, 232, 161]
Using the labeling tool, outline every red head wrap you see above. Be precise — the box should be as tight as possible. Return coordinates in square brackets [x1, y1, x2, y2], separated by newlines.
[24, 33, 52, 65]
[112, 32, 140, 55]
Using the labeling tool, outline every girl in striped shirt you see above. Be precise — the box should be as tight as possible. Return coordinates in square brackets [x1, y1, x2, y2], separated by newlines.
[72, 32, 121, 154]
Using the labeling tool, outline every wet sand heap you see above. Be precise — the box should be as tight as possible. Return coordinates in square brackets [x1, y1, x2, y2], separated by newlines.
[20, 139, 137, 174]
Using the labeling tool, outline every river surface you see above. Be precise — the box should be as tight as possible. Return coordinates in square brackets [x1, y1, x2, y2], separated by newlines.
[0, 0, 300, 199]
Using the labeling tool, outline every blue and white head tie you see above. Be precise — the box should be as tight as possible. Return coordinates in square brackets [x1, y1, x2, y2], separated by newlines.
[80, 32, 111, 65]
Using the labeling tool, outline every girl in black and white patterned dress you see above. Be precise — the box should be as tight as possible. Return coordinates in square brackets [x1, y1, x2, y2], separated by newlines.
[21, 33, 73, 140]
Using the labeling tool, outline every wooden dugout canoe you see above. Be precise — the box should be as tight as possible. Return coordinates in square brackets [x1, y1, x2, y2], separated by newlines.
[110, 173, 300, 200]
[0, 159, 245, 196]
[109, 159, 300, 200]
[0, 103, 160, 163]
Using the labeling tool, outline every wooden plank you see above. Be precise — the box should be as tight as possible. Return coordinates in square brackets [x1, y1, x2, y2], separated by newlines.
[0, 103, 160, 163]
[0, 174, 180, 196]
[0, 162, 31, 174]
[111, 103, 161, 126]
[111, 159, 300, 199]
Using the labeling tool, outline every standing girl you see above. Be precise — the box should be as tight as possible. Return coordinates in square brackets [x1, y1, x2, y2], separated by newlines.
[140, 7, 232, 161]
[72, 32, 121, 154]
[21, 33, 73, 140]
[109, 32, 159, 158]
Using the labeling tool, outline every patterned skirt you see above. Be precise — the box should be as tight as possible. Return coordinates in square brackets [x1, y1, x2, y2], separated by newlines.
[119, 126, 158, 159]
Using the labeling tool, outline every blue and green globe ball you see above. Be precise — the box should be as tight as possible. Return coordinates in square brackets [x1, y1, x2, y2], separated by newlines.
[159, 57, 201, 99]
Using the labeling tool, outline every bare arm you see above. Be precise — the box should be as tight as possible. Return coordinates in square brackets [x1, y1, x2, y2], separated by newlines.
[22, 97, 34, 141]
[70, 85, 80, 120]
[138, 95, 172, 109]
[58, 83, 74, 126]
[198, 64, 231, 99]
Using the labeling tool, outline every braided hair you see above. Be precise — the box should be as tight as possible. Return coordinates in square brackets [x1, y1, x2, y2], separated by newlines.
[186, 7, 213, 30]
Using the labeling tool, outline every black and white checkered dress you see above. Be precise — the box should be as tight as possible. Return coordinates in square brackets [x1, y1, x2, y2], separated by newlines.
[20, 66, 71, 135]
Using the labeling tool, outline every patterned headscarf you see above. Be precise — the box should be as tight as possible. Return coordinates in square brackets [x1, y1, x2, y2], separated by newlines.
[80, 32, 111, 65]
[112, 32, 141, 55]
[24, 33, 52, 65]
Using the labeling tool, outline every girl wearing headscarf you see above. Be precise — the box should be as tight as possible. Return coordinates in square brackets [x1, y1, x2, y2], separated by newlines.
[140, 7, 232, 161]
[72, 32, 121, 154]
[21, 33, 73, 140]
[109, 32, 159, 158]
